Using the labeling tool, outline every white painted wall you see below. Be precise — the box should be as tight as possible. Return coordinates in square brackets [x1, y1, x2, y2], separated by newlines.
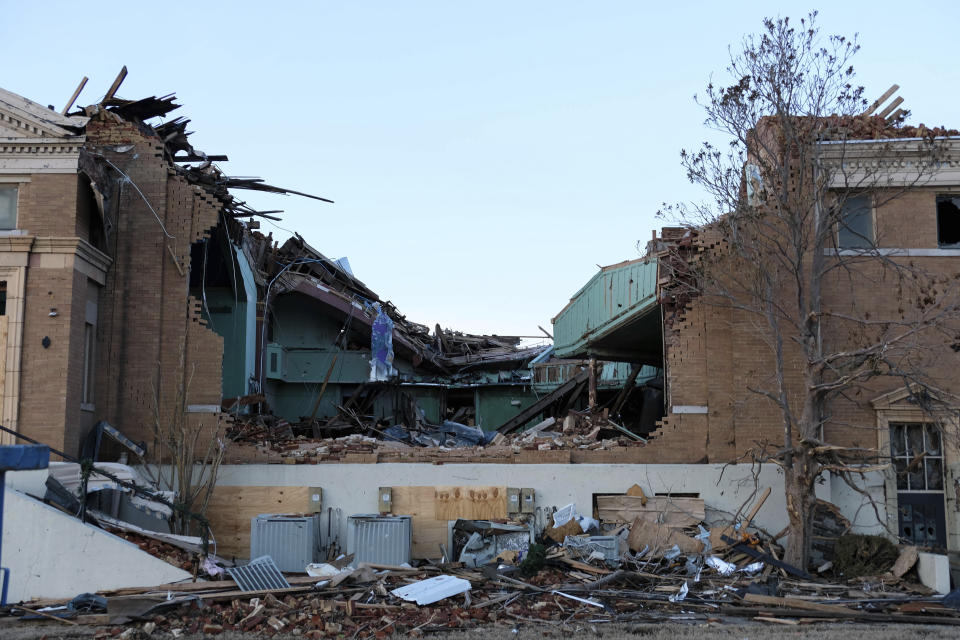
[828, 470, 889, 536]
[1, 489, 192, 602]
[214, 463, 887, 556]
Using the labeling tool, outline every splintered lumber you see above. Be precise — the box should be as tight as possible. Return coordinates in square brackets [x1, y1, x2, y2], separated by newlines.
[497, 369, 589, 434]
[596, 495, 704, 527]
[627, 517, 703, 555]
[710, 487, 770, 551]
[205, 486, 318, 557]
[721, 534, 813, 579]
[61, 76, 88, 114]
[743, 593, 858, 615]
[863, 84, 900, 116]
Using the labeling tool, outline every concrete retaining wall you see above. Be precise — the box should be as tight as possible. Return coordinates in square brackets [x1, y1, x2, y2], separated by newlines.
[1, 488, 192, 602]
[212, 463, 887, 558]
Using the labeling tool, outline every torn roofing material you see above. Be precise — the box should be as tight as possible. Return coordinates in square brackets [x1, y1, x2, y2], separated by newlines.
[255, 233, 550, 375]
[75, 88, 333, 223]
[552, 256, 661, 364]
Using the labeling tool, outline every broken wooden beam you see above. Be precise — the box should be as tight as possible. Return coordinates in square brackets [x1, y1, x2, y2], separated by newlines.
[496, 369, 589, 434]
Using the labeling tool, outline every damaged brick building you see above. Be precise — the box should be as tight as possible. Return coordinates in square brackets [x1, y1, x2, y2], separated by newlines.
[6, 74, 960, 588]
[549, 101, 960, 552]
[0, 78, 556, 458]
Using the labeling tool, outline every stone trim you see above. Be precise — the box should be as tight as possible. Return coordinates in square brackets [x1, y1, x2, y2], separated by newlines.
[672, 405, 709, 414]
[30, 237, 111, 284]
[0, 264, 27, 443]
[827, 248, 960, 257]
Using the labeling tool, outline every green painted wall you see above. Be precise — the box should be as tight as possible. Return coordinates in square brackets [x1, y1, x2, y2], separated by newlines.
[282, 350, 370, 384]
[265, 293, 538, 428]
[268, 380, 342, 422]
[203, 287, 248, 399]
[474, 386, 539, 432]
[370, 386, 444, 424]
[272, 296, 344, 347]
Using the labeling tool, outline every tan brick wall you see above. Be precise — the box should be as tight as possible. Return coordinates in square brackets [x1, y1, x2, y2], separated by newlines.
[18, 260, 77, 453]
[653, 187, 960, 463]
[15, 174, 77, 237]
[85, 118, 223, 449]
[12, 116, 226, 457]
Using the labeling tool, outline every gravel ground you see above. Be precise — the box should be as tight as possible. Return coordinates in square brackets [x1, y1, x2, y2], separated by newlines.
[2, 619, 960, 640]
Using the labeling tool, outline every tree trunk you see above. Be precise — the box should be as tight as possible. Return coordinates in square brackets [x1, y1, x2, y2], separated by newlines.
[783, 446, 817, 568]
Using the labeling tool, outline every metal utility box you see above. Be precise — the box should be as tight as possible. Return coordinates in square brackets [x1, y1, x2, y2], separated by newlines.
[506, 488, 521, 515]
[250, 514, 321, 572]
[520, 488, 536, 513]
[347, 515, 412, 566]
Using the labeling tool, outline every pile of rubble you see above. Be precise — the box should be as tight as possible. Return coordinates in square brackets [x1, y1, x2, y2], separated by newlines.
[9, 484, 960, 635]
[105, 528, 198, 574]
[10, 538, 956, 636]
[223, 410, 647, 465]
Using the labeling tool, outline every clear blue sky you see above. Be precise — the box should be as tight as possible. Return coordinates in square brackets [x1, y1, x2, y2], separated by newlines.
[3, 2, 958, 337]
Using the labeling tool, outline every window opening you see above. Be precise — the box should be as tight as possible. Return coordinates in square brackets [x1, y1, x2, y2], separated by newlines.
[890, 423, 943, 491]
[889, 422, 947, 549]
[82, 322, 95, 407]
[0, 185, 17, 230]
[936, 195, 960, 248]
[0, 281, 7, 316]
[838, 194, 873, 249]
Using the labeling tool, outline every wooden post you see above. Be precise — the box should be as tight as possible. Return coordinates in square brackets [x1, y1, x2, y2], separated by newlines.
[588, 357, 598, 410]
[308, 353, 339, 435]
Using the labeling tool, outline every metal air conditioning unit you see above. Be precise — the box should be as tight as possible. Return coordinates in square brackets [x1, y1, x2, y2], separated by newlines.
[347, 515, 412, 566]
[250, 514, 321, 572]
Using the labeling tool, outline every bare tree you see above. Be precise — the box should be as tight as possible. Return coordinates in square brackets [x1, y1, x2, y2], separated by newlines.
[151, 342, 225, 537]
[658, 13, 960, 567]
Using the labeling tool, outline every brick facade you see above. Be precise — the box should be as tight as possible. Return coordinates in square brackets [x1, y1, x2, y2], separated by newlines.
[651, 185, 960, 463]
[0, 89, 225, 456]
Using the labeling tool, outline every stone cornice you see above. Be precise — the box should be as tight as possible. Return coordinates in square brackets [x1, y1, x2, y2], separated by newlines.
[31, 237, 112, 274]
[0, 88, 87, 138]
[0, 236, 34, 253]
[0, 137, 83, 174]
[0, 91, 85, 174]
[76, 238, 112, 274]
[818, 137, 960, 188]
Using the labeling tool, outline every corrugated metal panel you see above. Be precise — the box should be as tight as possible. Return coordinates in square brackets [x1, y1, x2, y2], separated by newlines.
[347, 515, 412, 566]
[250, 514, 321, 572]
[553, 257, 658, 358]
[228, 555, 291, 591]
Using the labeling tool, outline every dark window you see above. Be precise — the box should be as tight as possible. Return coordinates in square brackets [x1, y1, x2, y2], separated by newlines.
[0, 281, 6, 316]
[82, 322, 95, 406]
[936, 196, 960, 248]
[890, 423, 943, 491]
[838, 194, 873, 249]
[0, 185, 16, 230]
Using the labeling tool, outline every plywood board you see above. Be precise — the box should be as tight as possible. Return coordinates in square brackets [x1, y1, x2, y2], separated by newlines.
[389, 486, 446, 560]
[434, 486, 508, 521]
[390, 485, 511, 560]
[596, 495, 704, 527]
[205, 486, 317, 558]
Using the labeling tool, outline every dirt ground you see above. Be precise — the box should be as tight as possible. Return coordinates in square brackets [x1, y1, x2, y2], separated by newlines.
[2, 619, 959, 640]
